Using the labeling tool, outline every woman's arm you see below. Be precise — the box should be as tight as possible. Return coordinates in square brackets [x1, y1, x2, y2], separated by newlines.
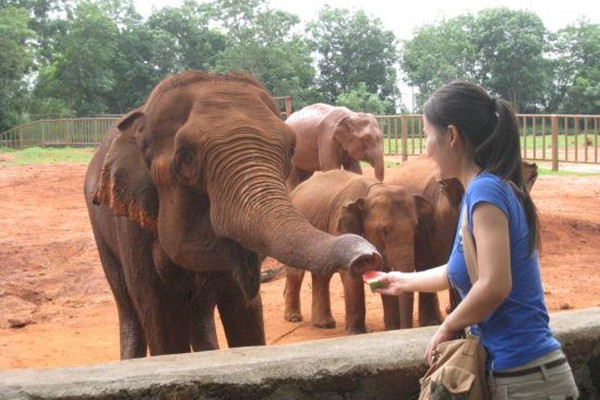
[424, 202, 512, 364]
[374, 264, 450, 295]
[442, 202, 512, 331]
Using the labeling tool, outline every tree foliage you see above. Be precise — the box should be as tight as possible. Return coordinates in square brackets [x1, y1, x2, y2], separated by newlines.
[401, 15, 477, 106]
[0, 6, 35, 131]
[472, 8, 549, 112]
[2, 0, 600, 132]
[307, 6, 399, 111]
[553, 20, 600, 114]
[211, 0, 315, 107]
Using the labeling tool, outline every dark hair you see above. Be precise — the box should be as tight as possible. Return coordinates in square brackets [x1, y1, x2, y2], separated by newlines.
[424, 80, 540, 253]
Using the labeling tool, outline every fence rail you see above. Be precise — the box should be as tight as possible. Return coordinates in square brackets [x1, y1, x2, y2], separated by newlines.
[375, 114, 600, 171]
[2, 113, 599, 171]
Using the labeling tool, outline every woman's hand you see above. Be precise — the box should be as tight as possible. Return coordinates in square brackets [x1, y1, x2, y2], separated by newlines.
[373, 271, 412, 296]
[424, 322, 462, 366]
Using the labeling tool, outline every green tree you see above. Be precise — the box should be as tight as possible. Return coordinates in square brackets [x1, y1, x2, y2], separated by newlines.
[211, 0, 315, 108]
[553, 20, 600, 114]
[401, 15, 477, 108]
[336, 83, 390, 114]
[472, 8, 550, 112]
[0, 6, 35, 131]
[307, 6, 399, 111]
[49, 1, 118, 115]
[101, 0, 226, 113]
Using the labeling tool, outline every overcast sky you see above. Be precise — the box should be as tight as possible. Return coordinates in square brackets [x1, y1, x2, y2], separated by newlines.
[132, 0, 599, 108]
[134, 0, 599, 40]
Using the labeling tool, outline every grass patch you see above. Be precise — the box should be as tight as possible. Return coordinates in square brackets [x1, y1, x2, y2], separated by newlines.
[537, 167, 600, 177]
[360, 160, 401, 168]
[0, 146, 95, 166]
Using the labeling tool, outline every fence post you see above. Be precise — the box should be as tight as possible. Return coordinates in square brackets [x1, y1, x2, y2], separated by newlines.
[18, 127, 24, 149]
[551, 115, 559, 171]
[285, 97, 292, 119]
[401, 114, 408, 162]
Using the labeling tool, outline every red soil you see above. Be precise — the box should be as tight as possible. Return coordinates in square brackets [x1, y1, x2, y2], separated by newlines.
[1, 162, 599, 370]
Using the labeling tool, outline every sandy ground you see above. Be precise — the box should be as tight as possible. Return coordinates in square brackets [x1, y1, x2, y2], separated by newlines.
[1, 161, 599, 370]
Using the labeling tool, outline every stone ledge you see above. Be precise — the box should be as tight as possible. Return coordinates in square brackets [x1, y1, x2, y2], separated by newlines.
[1, 308, 599, 400]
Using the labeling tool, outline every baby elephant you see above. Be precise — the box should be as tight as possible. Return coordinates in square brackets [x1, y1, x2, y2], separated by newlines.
[284, 170, 432, 334]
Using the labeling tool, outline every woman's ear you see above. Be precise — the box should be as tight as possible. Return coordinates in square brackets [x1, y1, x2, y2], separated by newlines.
[446, 125, 459, 148]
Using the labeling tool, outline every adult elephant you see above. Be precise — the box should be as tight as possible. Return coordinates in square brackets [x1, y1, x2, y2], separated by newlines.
[84, 71, 381, 359]
[285, 103, 385, 189]
[284, 170, 432, 333]
[385, 154, 539, 328]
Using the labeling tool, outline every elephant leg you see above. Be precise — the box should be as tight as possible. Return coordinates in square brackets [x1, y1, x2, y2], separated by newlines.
[339, 270, 366, 334]
[284, 266, 305, 322]
[311, 272, 336, 329]
[190, 273, 219, 351]
[399, 292, 414, 329]
[93, 236, 146, 359]
[418, 292, 443, 327]
[215, 272, 266, 347]
[118, 224, 191, 356]
[381, 294, 400, 330]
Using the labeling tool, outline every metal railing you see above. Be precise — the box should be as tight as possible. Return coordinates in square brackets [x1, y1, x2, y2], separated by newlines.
[376, 114, 600, 171]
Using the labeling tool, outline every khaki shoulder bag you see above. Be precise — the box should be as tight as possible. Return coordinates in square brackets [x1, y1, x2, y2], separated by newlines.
[418, 207, 489, 400]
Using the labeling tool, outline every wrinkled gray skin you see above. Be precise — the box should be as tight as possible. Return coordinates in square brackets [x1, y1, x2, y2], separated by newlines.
[84, 71, 382, 358]
[284, 170, 432, 333]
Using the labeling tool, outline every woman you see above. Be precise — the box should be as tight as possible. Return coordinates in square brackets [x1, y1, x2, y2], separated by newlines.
[373, 81, 579, 399]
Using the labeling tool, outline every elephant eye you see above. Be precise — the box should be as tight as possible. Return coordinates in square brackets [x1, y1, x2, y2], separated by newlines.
[174, 148, 198, 182]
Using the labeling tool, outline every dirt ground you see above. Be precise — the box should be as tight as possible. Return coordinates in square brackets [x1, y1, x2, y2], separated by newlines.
[1, 161, 600, 370]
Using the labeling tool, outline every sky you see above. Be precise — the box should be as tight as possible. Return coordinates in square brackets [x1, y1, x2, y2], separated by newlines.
[133, 0, 600, 108]
[134, 0, 599, 40]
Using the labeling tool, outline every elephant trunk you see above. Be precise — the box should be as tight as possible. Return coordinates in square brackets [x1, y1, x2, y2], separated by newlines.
[372, 152, 385, 182]
[205, 132, 382, 279]
[388, 241, 416, 329]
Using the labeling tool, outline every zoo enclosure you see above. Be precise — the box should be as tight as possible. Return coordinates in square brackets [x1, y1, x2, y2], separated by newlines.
[1, 111, 599, 171]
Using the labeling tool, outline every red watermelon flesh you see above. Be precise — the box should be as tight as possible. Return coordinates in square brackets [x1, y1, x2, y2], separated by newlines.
[362, 270, 387, 292]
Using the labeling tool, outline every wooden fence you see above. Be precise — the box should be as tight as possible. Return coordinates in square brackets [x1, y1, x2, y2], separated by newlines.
[376, 114, 600, 171]
[2, 113, 599, 171]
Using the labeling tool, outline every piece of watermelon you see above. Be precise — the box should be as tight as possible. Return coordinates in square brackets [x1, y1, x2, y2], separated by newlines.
[362, 270, 387, 292]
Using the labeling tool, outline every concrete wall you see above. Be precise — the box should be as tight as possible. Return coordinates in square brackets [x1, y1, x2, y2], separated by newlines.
[1, 308, 599, 400]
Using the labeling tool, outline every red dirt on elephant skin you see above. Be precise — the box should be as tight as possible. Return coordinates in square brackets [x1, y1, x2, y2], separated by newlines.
[1, 162, 599, 369]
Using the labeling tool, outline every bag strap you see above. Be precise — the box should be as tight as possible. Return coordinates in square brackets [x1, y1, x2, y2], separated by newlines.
[461, 205, 478, 284]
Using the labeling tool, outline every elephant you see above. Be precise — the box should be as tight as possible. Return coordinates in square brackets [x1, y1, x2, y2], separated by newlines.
[384, 154, 539, 328]
[283, 170, 432, 334]
[83, 71, 382, 359]
[285, 103, 385, 189]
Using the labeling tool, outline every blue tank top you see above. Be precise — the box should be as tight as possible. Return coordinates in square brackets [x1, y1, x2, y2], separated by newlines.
[447, 172, 560, 371]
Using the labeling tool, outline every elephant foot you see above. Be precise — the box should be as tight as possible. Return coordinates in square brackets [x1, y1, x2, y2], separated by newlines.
[345, 325, 367, 335]
[419, 314, 443, 327]
[312, 316, 336, 329]
[284, 311, 303, 323]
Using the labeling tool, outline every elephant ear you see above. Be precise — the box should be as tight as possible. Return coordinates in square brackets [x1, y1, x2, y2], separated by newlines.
[414, 195, 433, 230]
[439, 178, 464, 211]
[336, 198, 365, 235]
[92, 111, 159, 233]
[521, 161, 538, 192]
[329, 108, 353, 143]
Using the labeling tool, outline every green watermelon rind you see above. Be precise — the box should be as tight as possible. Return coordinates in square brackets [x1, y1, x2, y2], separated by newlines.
[368, 280, 387, 292]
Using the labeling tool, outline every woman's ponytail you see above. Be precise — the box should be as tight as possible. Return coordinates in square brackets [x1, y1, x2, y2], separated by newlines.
[424, 81, 541, 253]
